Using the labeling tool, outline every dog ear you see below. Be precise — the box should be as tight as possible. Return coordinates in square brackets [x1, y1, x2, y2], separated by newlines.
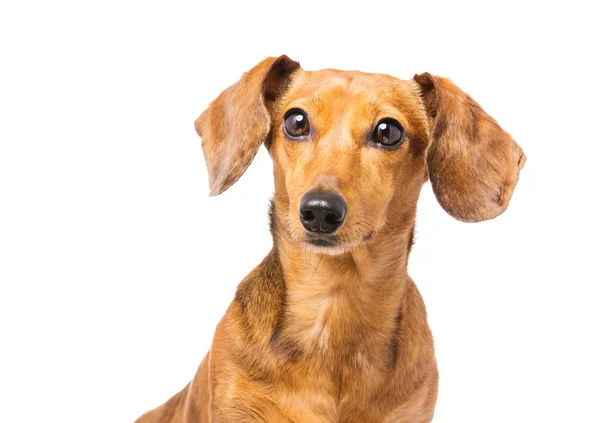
[195, 56, 300, 196]
[414, 73, 526, 222]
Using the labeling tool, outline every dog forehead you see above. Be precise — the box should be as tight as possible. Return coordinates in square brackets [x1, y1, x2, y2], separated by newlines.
[285, 69, 420, 111]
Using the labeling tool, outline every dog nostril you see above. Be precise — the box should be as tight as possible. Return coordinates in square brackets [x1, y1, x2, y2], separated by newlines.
[325, 213, 340, 225]
[301, 210, 315, 222]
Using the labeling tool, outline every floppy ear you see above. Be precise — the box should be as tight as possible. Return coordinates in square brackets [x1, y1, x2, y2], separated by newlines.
[414, 73, 526, 222]
[195, 56, 300, 196]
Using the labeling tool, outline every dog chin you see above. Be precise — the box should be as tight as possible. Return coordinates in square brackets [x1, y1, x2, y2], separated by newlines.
[302, 238, 360, 256]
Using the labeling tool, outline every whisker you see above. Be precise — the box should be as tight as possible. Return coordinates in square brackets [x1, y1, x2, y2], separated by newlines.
[316, 79, 320, 109]
[309, 254, 324, 281]
[367, 83, 393, 114]
[383, 225, 394, 244]
[385, 222, 401, 237]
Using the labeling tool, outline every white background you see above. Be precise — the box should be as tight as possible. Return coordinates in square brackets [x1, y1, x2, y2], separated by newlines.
[1, 1, 599, 422]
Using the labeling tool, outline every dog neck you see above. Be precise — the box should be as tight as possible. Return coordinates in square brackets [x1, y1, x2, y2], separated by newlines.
[272, 207, 415, 367]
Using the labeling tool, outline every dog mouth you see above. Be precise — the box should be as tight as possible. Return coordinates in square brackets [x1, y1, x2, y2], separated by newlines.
[305, 235, 339, 248]
[303, 229, 375, 250]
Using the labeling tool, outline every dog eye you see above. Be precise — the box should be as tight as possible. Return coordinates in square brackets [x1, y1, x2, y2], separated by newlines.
[372, 119, 405, 148]
[283, 109, 310, 138]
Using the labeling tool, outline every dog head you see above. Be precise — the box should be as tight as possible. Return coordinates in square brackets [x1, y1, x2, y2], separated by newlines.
[196, 56, 525, 254]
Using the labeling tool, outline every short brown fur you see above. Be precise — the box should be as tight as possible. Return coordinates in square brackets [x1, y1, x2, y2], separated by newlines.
[137, 56, 525, 422]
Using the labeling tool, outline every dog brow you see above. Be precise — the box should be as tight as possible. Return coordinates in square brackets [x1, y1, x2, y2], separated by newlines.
[367, 82, 393, 114]
[307, 78, 321, 111]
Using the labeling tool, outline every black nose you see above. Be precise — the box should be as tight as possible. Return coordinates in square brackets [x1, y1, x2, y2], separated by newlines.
[299, 190, 347, 234]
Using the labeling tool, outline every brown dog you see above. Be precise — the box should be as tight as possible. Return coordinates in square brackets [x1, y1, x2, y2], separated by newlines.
[136, 56, 525, 422]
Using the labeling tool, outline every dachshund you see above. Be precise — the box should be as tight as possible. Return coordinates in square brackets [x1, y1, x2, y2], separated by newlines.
[136, 55, 526, 423]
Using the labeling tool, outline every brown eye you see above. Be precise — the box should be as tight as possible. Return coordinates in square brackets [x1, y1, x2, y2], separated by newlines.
[372, 118, 405, 148]
[283, 109, 310, 138]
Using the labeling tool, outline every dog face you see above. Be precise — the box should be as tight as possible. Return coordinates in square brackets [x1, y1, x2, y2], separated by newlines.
[196, 56, 525, 254]
[269, 69, 430, 254]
